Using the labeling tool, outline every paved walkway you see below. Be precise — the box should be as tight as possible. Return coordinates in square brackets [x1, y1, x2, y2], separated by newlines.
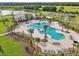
[0, 31, 14, 36]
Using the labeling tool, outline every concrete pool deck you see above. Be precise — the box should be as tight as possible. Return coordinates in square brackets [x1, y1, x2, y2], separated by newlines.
[15, 20, 79, 54]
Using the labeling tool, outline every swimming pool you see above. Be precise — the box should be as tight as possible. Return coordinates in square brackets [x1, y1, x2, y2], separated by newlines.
[27, 22, 65, 40]
[27, 22, 49, 29]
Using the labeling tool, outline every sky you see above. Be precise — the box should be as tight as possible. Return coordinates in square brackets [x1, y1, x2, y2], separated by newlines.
[0, 0, 79, 2]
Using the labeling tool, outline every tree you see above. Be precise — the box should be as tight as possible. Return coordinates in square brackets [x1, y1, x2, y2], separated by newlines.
[0, 11, 8, 28]
[64, 18, 71, 33]
[76, 43, 79, 55]
[0, 11, 4, 23]
[25, 29, 34, 46]
[74, 41, 79, 55]
[42, 38, 48, 42]
[11, 11, 14, 20]
[61, 53, 65, 56]
[18, 17, 20, 24]
[42, 16, 47, 21]
[48, 20, 52, 26]
[0, 11, 3, 20]
[37, 23, 40, 30]
[35, 38, 41, 54]
[60, 16, 65, 31]
[11, 11, 17, 25]
[25, 14, 28, 21]
[44, 25, 48, 39]
[52, 6, 57, 12]
[4, 17, 8, 28]
[38, 8, 42, 17]
[43, 6, 57, 12]
[58, 6, 64, 12]
[28, 28, 34, 38]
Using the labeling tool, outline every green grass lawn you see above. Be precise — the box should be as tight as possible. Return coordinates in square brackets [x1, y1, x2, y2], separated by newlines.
[0, 36, 26, 56]
[57, 6, 79, 12]
[40, 11, 52, 17]
[0, 15, 28, 56]
[74, 15, 79, 20]
[63, 6, 79, 12]
[0, 16, 14, 34]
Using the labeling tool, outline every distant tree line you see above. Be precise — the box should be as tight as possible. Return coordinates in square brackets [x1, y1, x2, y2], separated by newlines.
[24, 5, 41, 10]
[42, 6, 57, 12]
[24, 6, 57, 12]
[0, 5, 79, 14]
[0, 6, 24, 10]
[0, 2, 79, 6]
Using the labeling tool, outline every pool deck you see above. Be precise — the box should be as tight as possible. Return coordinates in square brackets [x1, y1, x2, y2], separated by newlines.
[15, 20, 79, 54]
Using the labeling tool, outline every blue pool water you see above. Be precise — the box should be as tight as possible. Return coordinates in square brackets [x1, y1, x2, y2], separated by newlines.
[27, 22, 64, 40]
[27, 22, 49, 29]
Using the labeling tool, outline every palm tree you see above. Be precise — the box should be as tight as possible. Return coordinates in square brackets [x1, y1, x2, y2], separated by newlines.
[0, 11, 8, 29]
[72, 43, 75, 55]
[28, 28, 34, 38]
[31, 16, 34, 20]
[11, 11, 14, 20]
[64, 17, 71, 33]
[74, 41, 79, 55]
[35, 38, 41, 54]
[43, 16, 47, 21]
[34, 9, 38, 20]
[48, 20, 52, 26]
[0, 11, 5, 24]
[19, 17, 22, 24]
[0, 11, 3, 21]
[4, 17, 8, 28]
[76, 43, 79, 55]
[0, 11, 1, 15]
[72, 40, 78, 55]
[38, 8, 42, 18]
[37, 23, 40, 30]
[25, 14, 29, 22]
[60, 16, 64, 31]
[42, 38, 48, 43]
[28, 29, 34, 46]
[11, 11, 17, 25]
[52, 14, 54, 21]
[36, 14, 39, 20]
[44, 25, 48, 39]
